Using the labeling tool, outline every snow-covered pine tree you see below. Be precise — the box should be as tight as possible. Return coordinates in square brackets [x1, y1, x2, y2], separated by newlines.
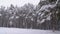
[36, 0, 59, 31]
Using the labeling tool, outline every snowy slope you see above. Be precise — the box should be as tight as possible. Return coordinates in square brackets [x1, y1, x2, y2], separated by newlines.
[0, 27, 60, 34]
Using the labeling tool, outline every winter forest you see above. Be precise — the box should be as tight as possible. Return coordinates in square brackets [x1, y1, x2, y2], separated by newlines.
[0, 0, 60, 30]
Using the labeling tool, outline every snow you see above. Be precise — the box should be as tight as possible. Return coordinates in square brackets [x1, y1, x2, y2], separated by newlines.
[40, 19, 45, 23]
[56, 0, 59, 4]
[39, 4, 56, 12]
[15, 16, 19, 19]
[31, 18, 33, 21]
[9, 16, 14, 19]
[37, 0, 59, 13]
[32, 13, 35, 16]
[0, 27, 60, 34]
[36, 0, 59, 24]
[46, 16, 50, 20]
[41, 13, 45, 17]
[25, 17, 28, 18]
[38, 13, 41, 15]
[56, 11, 58, 14]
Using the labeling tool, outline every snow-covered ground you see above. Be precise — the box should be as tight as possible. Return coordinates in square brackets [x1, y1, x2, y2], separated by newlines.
[0, 27, 60, 34]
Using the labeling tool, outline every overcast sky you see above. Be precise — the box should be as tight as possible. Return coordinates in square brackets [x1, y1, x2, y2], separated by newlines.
[0, 0, 40, 7]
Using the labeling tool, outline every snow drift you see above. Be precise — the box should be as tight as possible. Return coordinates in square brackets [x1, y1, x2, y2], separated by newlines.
[0, 27, 60, 34]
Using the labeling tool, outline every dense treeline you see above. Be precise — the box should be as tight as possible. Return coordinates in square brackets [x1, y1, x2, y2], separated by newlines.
[0, 0, 60, 30]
